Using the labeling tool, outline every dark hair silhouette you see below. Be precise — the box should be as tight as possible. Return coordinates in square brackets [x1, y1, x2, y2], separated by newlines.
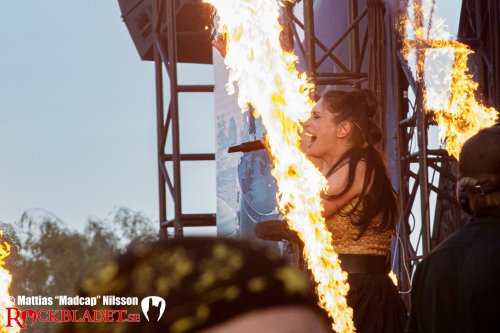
[321, 89, 398, 238]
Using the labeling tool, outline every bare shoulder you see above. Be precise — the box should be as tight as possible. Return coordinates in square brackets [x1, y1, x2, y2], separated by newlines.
[325, 159, 366, 196]
[322, 159, 367, 217]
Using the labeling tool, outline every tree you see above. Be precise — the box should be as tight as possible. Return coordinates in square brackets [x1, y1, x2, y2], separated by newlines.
[2, 207, 157, 333]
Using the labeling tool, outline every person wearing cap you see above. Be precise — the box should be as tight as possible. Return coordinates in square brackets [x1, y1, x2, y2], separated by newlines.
[406, 123, 500, 333]
[57, 237, 330, 333]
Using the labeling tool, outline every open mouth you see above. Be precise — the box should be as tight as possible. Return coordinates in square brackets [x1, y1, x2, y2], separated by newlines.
[304, 131, 317, 143]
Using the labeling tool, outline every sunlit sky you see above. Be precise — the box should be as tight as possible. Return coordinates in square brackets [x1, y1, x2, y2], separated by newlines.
[0, 0, 461, 231]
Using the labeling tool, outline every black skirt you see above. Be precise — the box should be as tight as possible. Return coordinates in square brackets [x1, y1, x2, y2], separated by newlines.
[340, 255, 407, 333]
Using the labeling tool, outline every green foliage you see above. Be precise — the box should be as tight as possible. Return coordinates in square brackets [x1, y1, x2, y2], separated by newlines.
[0, 208, 157, 333]
[2, 207, 157, 315]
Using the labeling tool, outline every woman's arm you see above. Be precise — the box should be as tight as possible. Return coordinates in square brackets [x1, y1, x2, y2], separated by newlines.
[322, 160, 367, 218]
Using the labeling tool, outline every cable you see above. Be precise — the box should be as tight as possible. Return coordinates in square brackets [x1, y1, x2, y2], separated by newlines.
[391, 222, 414, 294]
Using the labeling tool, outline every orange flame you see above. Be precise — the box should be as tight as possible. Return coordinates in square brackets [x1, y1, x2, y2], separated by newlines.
[0, 232, 20, 333]
[433, 44, 498, 159]
[400, 0, 498, 159]
[206, 0, 354, 331]
[388, 271, 398, 286]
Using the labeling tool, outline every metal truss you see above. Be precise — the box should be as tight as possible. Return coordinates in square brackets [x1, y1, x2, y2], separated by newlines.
[285, 0, 473, 302]
[391, 0, 470, 302]
[151, 0, 216, 238]
[282, 0, 388, 145]
[393, 0, 500, 301]
[148, 0, 488, 268]
[285, 0, 386, 90]
[151, 0, 386, 239]
[392, 65, 464, 296]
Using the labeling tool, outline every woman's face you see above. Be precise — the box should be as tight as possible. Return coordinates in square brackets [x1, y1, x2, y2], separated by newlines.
[303, 98, 339, 159]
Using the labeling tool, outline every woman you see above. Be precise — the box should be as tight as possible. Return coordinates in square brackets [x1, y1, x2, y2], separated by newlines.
[303, 89, 407, 332]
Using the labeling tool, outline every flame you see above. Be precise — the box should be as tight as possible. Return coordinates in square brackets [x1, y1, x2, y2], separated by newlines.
[433, 45, 498, 159]
[0, 232, 20, 333]
[400, 0, 498, 159]
[206, 0, 354, 331]
[388, 271, 398, 286]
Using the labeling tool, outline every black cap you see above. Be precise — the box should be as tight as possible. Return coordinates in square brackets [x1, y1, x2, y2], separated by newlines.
[459, 123, 500, 176]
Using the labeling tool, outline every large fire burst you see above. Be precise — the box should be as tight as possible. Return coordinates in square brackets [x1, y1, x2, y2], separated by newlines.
[400, 0, 498, 159]
[0, 232, 20, 333]
[206, 1, 355, 332]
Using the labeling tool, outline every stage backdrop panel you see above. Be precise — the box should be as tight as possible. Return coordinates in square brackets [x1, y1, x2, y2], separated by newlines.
[214, 51, 281, 239]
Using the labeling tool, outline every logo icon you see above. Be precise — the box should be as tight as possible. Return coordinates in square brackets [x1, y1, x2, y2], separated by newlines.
[141, 296, 166, 321]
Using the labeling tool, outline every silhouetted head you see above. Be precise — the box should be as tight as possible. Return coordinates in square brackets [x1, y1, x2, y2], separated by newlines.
[458, 123, 500, 214]
[57, 237, 329, 333]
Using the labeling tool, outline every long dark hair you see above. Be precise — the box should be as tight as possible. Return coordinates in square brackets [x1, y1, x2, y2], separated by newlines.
[321, 89, 398, 238]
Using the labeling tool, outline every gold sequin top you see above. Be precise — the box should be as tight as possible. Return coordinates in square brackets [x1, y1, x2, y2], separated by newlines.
[326, 197, 393, 256]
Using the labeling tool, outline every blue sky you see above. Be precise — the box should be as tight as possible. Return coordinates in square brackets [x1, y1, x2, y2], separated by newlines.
[0, 1, 162, 228]
[0, 0, 217, 231]
[0, 0, 460, 231]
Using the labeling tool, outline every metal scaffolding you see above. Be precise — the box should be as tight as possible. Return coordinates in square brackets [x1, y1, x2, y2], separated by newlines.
[283, 0, 388, 142]
[287, 0, 482, 301]
[149, 0, 389, 239]
[390, 0, 500, 302]
[290, 0, 386, 89]
[142, 1, 497, 291]
[151, 0, 216, 238]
